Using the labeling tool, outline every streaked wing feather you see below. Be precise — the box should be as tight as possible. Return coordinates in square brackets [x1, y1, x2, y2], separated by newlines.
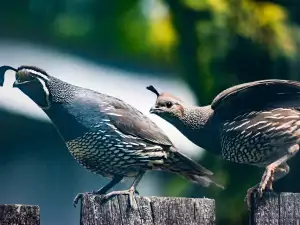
[212, 79, 300, 119]
[103, 96, 173, 146]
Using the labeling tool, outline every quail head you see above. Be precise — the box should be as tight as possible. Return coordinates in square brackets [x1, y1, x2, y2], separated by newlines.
[147, 81, 300, 208]
[0, 65, 223, 209]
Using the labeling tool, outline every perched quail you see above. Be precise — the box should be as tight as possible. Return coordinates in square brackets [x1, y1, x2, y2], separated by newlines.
[0, 65, 223, 209]
[147, 81, 300, 208]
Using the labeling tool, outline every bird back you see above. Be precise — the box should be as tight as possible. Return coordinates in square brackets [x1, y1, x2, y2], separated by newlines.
[211, 79, 300, 120]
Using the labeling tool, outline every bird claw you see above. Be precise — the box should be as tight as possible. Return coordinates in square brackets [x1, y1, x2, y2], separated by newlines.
[73, 192, 93, 208]
[245, 186, 257, 210]
[73, 193, 83, 208]
[245, 186, 275, 210]
[245, 167, 276, 210]
[257, 187, 264, 199]
[258, 166, 275, 198]
[73, 192, 85, 208]
[100, 187, 138, 209]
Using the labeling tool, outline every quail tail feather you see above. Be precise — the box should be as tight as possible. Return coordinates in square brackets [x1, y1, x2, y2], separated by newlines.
[183, 172, 224, 189]
[165, 149, 224, 189]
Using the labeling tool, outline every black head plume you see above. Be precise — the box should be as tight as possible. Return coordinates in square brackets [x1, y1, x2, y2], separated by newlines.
[0, 65, 17, 86]
[146, 85, 160, 97]
[17, 65, 48, 76]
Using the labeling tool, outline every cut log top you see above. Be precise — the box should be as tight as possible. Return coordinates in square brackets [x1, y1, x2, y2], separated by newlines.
[0, 204, 40, 225]
[4, 192, 300, 225]
[80, 194, 215, 225]
[250, 192, 300, 225]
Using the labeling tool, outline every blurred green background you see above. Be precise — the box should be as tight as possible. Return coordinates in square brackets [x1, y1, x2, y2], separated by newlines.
[1, 0, 300, 224]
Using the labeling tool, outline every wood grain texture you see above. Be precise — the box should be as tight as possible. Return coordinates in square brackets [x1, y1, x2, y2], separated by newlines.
[0, 204, 40, 225]
[250, 192, 300, 225]
[80, 194, 215, 225]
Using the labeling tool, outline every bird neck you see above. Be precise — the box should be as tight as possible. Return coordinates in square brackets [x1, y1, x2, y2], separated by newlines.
[172, 105, 220, 153]
[42, 79, 90, 141]
[47, 77, 78, 103]
[181, 105, 212, 129]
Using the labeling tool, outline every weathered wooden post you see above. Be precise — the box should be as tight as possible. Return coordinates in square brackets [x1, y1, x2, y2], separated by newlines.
[250, 192, 300, 225]
[80, 195, 215, 225]
[0, 204, 40, 225]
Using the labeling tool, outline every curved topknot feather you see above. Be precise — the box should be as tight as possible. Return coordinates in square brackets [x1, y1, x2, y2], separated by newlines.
[146, 85, 160, 97]
[0, 65, 17, 86]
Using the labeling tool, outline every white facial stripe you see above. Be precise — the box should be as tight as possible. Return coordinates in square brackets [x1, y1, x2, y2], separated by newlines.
[36, 77, 51, 110]
[27, 69, 50, 81]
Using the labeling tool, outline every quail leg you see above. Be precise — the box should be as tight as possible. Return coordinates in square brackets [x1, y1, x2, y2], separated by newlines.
[101, 171, 145, 209]
[248, 144, 298, 206]
[257, 164, 277, 198]
[245, 161, 292, 209]
[257, 144, 298, 198]
[93, 176, 123, 195]
[73, 176, 123, 207]
[265, 163, 290, 191]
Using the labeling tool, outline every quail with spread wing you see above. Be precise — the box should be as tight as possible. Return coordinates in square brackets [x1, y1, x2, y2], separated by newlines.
[0, 65, 223, 209]
[147, 81, 300, 208]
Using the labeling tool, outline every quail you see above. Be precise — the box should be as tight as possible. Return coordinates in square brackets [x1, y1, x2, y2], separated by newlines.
[0, 65, 223, 209]
[147, 81, 300, 208]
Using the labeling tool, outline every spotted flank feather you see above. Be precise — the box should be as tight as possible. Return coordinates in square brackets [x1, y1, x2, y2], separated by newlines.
[221, 108, 300, 164]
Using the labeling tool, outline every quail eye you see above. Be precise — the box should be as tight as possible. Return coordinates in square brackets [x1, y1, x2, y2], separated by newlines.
[16, 74, 23, 82]
[166, 101, 173, 108]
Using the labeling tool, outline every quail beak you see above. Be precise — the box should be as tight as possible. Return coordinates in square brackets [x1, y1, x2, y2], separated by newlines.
[13, 80, 21, 88]
[13, 79, 28, 88]
[149, 107, 163, 114]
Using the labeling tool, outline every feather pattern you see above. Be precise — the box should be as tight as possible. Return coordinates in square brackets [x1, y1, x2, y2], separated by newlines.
[221, 108, 300, 164]
[102, 95, 173, 147]
[212, 79, 300, 119]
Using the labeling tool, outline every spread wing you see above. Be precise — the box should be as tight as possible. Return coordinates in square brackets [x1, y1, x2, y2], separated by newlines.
[103, 95, 173, 147]
[211, 79, 300, 119]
